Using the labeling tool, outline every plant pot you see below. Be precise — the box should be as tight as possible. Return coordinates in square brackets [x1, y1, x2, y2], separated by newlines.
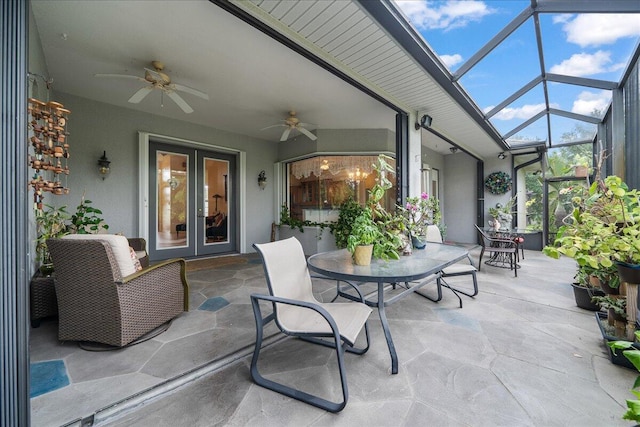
[353, 244, 373, 266]
[411, 235, 426, 249]
[618, 262, 640, 284]
[590, 275, 619, 295]
[574, 165, 588, 178]
[571, 283, 604, 311]
[595, 312, 639, 370]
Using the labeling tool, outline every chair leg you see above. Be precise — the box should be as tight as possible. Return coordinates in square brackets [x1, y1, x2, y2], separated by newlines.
[249, 295, 357, 413]
[413, 277, 443, 303]
[478, 248, 484, 271]
[513, 253, 518, 277]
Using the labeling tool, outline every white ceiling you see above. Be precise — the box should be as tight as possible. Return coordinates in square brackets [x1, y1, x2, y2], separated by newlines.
[30, 0, 499, 157]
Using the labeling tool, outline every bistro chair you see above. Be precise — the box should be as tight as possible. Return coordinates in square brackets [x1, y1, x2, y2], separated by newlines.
[425, 225, 479, 299]
[251, 237, 372, 412]
[474, 225, 519, 277]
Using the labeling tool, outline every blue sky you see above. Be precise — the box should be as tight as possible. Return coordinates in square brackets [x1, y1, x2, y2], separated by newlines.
[394, 1, 640, 144]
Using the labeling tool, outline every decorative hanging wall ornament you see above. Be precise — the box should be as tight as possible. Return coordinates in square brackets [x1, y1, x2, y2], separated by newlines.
[28, 98, 71, 210]
[485, 171, 512, 195]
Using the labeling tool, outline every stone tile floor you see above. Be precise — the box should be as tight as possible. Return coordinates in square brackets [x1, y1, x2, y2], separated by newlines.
[30, 249, 638, 426]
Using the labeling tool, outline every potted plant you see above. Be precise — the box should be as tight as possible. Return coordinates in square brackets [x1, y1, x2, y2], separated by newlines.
[487, 196, 516, 231]
[571, 265, 605, 311]
[35, 204, 70, 275]
[398, 192, 440, 249]
[333, 197, 364, 249]
[608, 331, 640, 421]
[347, 208, 381, 265]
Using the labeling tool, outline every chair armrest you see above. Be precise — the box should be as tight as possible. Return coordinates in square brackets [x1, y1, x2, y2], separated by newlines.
[250, 293, 341, 340]
[119, 258, 189, 310]
[487, 236, 518, 246]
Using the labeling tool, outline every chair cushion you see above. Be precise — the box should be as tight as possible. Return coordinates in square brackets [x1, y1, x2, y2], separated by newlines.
[62, 234, 138, 276]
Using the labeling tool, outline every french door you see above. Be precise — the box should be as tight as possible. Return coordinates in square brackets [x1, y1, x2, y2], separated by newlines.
[148, 141, 236, 260]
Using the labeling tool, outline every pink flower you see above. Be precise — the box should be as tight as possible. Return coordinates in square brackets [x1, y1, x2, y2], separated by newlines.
[421, 192, 429, 200]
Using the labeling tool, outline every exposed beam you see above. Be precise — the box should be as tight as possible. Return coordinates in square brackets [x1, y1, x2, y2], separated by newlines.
[452, 7, 533, 81]
[504, 110, 547, 140]
[360, 0, 508, 151]
[535, 0, 640, 13]
[549, 108, 602, 124]
[485, 76, 543, 119]
[546, 73, 618, 90]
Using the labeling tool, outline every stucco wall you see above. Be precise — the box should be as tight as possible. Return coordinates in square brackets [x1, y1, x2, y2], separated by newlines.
[48, 92, 278, 253]
[443, 152, 477, 243]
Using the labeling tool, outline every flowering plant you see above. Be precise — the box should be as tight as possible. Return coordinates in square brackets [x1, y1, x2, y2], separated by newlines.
[399, 192, 441, 237]
[485, 171, 512, 195]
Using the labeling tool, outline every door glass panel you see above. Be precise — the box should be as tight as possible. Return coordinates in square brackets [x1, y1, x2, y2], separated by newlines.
[156, 151, 188, 249]
[203, 158, 229, 244]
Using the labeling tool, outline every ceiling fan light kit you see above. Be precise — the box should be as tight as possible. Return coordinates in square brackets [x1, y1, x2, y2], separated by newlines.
[95, 60, 209, 114]
[261, 110, 317, 142]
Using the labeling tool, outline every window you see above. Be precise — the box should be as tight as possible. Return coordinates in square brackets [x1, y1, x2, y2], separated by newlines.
[287, 155, 396, 223]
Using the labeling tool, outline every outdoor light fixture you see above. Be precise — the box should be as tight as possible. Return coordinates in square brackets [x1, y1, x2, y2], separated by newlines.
[258, 170, 267, 190]
[414, 114, 433, 130]
[498, 152, 506, 160]
[449, 147, 458, 154]
[97, 151, 111, 179]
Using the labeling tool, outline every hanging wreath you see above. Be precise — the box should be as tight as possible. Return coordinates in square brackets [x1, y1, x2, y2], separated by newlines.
[485, 171, 512, 195]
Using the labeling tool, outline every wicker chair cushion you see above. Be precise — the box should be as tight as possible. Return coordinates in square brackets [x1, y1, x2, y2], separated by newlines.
[62, 234, 137, 276]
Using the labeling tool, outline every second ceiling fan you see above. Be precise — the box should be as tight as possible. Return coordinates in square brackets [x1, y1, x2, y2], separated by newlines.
[262, 111, 317, 142]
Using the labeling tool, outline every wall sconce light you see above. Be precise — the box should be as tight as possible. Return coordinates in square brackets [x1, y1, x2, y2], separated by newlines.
[258, 170, 267, 190]
[498, 152, 506, 160]
[449, 147, 458, 154]
[97, 151, 111, 179]
[414, 114, 433, 130]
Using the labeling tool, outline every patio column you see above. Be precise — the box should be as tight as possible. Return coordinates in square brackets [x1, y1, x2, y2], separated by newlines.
[407, 111, 423, 198]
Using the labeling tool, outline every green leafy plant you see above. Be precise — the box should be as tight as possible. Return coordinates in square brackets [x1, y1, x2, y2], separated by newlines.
[35, 204, 70, 267]
[608, 331, 640, 422]
[346, 208, 382, 254]
[278, 204, 333, 235]
[69, 196, 109, 234]
[592, 295, 627, 319]
[333, 198, 364, 248]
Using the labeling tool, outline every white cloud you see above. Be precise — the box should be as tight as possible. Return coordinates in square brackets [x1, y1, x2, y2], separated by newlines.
[560, 14, 640, 47]
[394, 0, 493, 31]
[549, 50, 615, 77]
[571, 90, 611, 116]
[439, 53, 463, 68]
[485, 103, 558, 121]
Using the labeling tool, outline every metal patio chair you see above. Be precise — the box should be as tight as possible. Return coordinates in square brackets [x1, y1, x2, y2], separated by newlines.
[251, 237, 372, 412]
[474, 224, 519, 277]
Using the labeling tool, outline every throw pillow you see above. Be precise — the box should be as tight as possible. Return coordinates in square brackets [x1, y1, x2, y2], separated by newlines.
[129, 246, 143, 271]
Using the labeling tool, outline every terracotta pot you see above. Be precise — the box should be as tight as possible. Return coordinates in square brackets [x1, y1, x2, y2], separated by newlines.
[353, 244, 373, 266]
[574, 165, 588, 177]
[590, 275, 619, 295]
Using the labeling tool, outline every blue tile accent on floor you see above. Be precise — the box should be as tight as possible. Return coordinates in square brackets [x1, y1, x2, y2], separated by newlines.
[30, 360, 70, 398]
[199, 296, 230, 312]
[435, 308, 481, 332]
[248, 258, 262, 264]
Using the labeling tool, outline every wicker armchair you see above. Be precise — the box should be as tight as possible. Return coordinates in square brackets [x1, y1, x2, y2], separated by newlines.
[47, 238, 189, 347]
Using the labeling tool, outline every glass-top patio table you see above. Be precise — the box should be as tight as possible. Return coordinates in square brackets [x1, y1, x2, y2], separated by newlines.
[307, 243, 469, 374]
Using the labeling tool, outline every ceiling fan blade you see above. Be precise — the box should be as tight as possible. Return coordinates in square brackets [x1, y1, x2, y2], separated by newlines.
[95, 73, 146, 82]
[166, 90, 194, 114]
[260, 123, 286, 131]
[143, 67, 165, 80]
[280, 128, 291, 142]
[128, 86, 153, 103]
[172, 83, 209, 100]
[297, 127, 317, 141]
[297, 122, 317, 128]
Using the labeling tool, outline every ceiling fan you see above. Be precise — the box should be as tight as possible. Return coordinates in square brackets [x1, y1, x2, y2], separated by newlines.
[95, 61, 209, 114]
[261, 110, 317, 142]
